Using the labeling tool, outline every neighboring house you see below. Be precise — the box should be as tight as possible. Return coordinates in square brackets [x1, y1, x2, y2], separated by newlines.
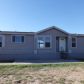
[0, 26, 84, 61]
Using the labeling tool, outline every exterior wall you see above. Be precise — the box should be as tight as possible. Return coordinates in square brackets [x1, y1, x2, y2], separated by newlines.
[0, 34, 34, 54]
[35, 28, 68, 60]
[0, 34, 36, 61]
[68, 36, 84, 59]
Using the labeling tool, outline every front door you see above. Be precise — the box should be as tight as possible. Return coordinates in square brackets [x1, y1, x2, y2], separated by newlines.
[59, 37, 66, 52]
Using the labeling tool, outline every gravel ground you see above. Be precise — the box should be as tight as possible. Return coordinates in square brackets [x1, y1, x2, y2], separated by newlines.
[0, 63, 83, 84]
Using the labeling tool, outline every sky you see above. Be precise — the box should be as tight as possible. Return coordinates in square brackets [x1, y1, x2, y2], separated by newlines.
[0, 0, 84, 33]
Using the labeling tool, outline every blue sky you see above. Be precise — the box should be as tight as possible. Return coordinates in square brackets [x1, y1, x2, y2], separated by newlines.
[0, 0, 84, 33]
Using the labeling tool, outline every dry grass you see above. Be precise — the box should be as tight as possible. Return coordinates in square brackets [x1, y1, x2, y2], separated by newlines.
[0, 63, 84, 84]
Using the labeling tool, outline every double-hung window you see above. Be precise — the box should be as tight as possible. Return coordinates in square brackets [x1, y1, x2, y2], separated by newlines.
[38, 37, 45, 48]
[12, 36, 24, 43]
[45, 36, 51, 47]
[37, 36, 51, 48]
[0, 35, 5, 47]
[0, 37, 3, 47]
[72, 37, 76, 47]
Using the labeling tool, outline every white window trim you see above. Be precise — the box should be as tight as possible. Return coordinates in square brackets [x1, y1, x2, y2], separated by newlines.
[71, 37, 77, 48]
[0, 35, 5, 47]
[11, 35, 25, 43]
[37, 35, 52, 49]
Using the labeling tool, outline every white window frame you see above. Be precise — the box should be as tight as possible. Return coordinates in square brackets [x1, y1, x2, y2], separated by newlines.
[71, 37, 77, 48]
[37, 35, 52, 49]
[12, 35, 24, 43]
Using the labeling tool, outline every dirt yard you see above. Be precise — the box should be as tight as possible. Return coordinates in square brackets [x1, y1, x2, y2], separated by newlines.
[0, 63, 84, 84]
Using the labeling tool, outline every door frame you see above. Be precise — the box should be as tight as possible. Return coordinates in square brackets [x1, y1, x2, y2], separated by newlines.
[59, 37, 66, 52]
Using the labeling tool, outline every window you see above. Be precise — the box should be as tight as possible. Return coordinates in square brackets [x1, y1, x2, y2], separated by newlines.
[0, 37, 2, 47]
[45, 37, 50, 47]
[37, 36, 51, 48]
[0, 36, 4, 47]
[12, 36, 24, 43]
[72, 37, 76, 47]
[38, 37, 45, 48]
[0, 42, 2, 47]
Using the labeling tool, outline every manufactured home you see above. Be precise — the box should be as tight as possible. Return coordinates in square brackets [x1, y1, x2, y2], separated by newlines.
[0, 26, 84, 61]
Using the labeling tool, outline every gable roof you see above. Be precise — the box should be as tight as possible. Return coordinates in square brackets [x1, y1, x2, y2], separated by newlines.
[36, 26, 69, 35]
